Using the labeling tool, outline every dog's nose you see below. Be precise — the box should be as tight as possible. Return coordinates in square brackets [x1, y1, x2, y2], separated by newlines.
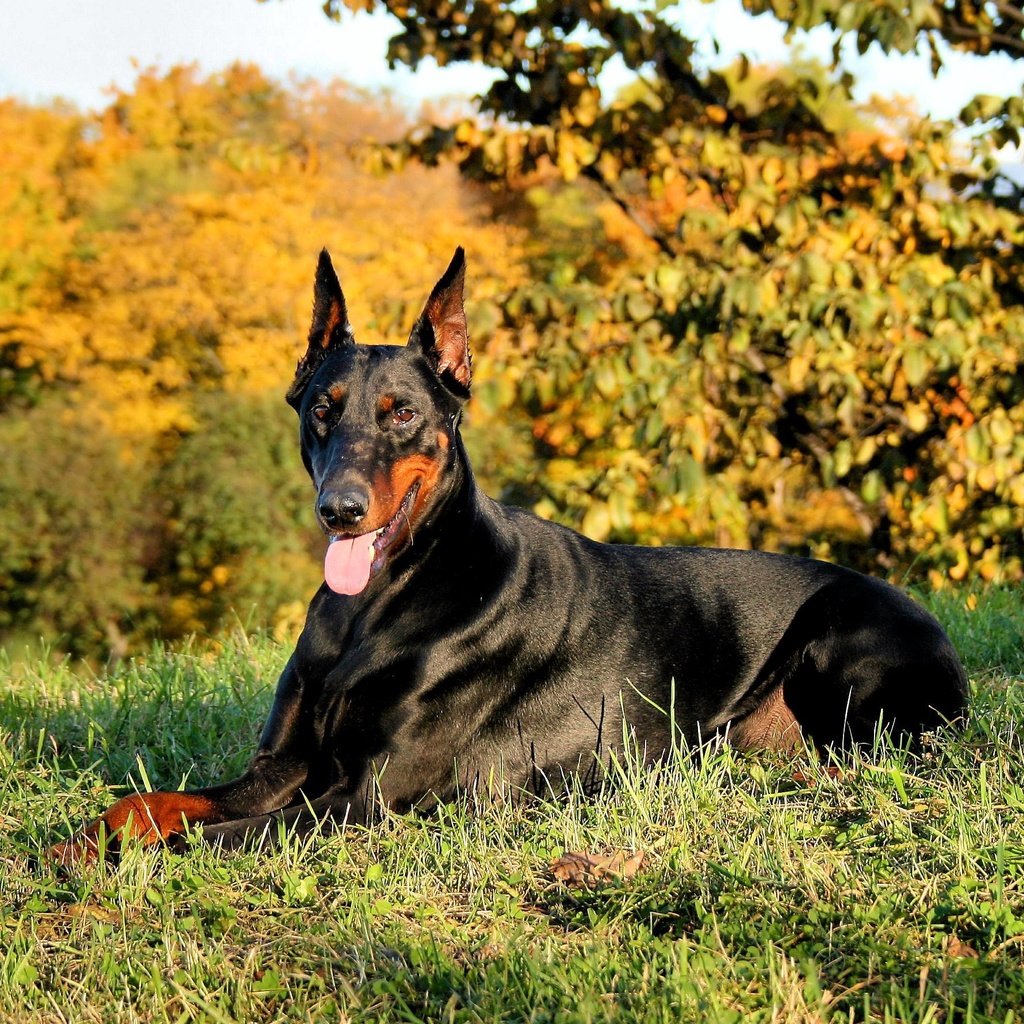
[319, 487, 370, 530]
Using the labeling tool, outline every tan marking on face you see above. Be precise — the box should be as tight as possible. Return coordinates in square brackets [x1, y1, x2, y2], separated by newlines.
[329, 384, 344, 403]
[379, 395, 395, 414]
[437, 430, 449, 451]
[367, 453, 444, 534]
[391, 453, 444, 520]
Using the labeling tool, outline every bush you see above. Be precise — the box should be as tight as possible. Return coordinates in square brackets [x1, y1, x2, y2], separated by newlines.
[151, 390, 321, 638]
[0, 402, 155, 656]
[473, 127, 1024, 585]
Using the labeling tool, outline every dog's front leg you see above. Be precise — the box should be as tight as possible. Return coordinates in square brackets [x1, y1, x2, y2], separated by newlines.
[46, 756, 310, 868]
[200, 787, 369, 853]
[48, 654, 316, 867]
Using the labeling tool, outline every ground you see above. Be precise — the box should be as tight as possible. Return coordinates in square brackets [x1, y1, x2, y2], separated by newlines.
[1, 586, 1022, 1023]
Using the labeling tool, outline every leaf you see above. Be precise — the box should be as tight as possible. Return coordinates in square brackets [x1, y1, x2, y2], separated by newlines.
[65, 903, 121, 923]
[791, 767, 844, 788]
[946, 935, 980, 959]
[762, 156, 784, 187]
[580, 503, 612, 542]
[550, 849, 646, 887]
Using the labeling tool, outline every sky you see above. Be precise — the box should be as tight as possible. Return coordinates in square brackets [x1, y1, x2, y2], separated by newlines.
[0, 0, 1022, 121]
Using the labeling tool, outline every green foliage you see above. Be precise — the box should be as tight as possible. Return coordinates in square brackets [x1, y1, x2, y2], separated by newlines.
[152, 391, 320, 637]
[0, 393, 321, 658]
[339, 0, 1024, 585]
[481, 117, 1024, 583]
[740, 0, 1024, 62]
[738, 0, 1024, 146]
[0, 65, 524, 658]
[5, 2, 1024, 656]
[0, 402, 155, 658]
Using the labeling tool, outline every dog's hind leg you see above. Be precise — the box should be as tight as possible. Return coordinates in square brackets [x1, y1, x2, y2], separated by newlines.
[773, 580, 969, 749]
[722, 578, 968, 754]
[727, 686, 804, 754]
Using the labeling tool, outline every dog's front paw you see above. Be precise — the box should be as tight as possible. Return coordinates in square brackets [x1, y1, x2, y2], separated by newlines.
[46, 830, 103, 869]
[46, 791, 221, 868]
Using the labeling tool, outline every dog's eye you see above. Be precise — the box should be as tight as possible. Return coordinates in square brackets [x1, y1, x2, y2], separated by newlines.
[393, 408, 416, 425]
[312, 404, 329, 422]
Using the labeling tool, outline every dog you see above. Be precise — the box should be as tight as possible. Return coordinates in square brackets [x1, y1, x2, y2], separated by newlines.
[50, 247, 969, 864]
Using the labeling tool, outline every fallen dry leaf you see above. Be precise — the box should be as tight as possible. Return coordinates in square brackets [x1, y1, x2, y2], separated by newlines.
[791, 766, 844, 788]
[946, 935, 980, 959]
[550, 849, 646, 887]
[65, 903, 121, 924]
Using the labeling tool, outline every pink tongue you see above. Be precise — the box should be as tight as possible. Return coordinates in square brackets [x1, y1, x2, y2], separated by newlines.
[324, 532, 377, 595]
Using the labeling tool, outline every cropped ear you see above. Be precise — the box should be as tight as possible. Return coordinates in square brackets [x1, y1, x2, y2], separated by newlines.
[410, 247, 471, 396]
[287, 249, 354, 409]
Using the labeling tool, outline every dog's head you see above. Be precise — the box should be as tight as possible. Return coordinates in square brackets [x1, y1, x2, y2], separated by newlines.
[287, 248, 471, 596]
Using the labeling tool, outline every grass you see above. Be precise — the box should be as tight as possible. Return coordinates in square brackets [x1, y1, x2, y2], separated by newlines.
[1, 587, 1023, 1023]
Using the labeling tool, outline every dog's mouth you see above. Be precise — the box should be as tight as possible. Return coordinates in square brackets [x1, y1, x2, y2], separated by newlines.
[323, 483, 420, 596]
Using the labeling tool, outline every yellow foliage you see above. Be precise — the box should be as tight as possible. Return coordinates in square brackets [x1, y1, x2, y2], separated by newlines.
[1, 66, 526, 437]
[0, 101, 80, 315]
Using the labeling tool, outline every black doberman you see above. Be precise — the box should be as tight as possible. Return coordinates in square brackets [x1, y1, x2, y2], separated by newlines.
[51, 248, 969, 864]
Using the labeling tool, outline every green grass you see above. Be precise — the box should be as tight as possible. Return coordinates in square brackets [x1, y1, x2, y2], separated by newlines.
[2, 587, 1023, 1023]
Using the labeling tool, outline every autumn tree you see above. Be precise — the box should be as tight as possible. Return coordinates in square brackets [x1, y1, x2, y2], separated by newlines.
[322, 0, 1024, 586]
[0, 66, 526, 656]
[743, 0, 1024, 146]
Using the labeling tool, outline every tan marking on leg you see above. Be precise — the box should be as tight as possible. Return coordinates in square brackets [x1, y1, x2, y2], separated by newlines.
[48, 791, 225, 867]
[728, 688, 802, 753]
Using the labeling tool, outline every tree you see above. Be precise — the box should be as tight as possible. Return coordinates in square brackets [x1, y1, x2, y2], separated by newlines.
[317, 0, 1024, 585]
[0, 66, 527, 657]
[741, 0, 1024, 148]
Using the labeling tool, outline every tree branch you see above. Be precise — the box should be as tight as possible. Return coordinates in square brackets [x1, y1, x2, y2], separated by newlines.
[941, 20, 1024, 57]
[581, 165, 679, 258]
[994, 1, 1024, 30]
